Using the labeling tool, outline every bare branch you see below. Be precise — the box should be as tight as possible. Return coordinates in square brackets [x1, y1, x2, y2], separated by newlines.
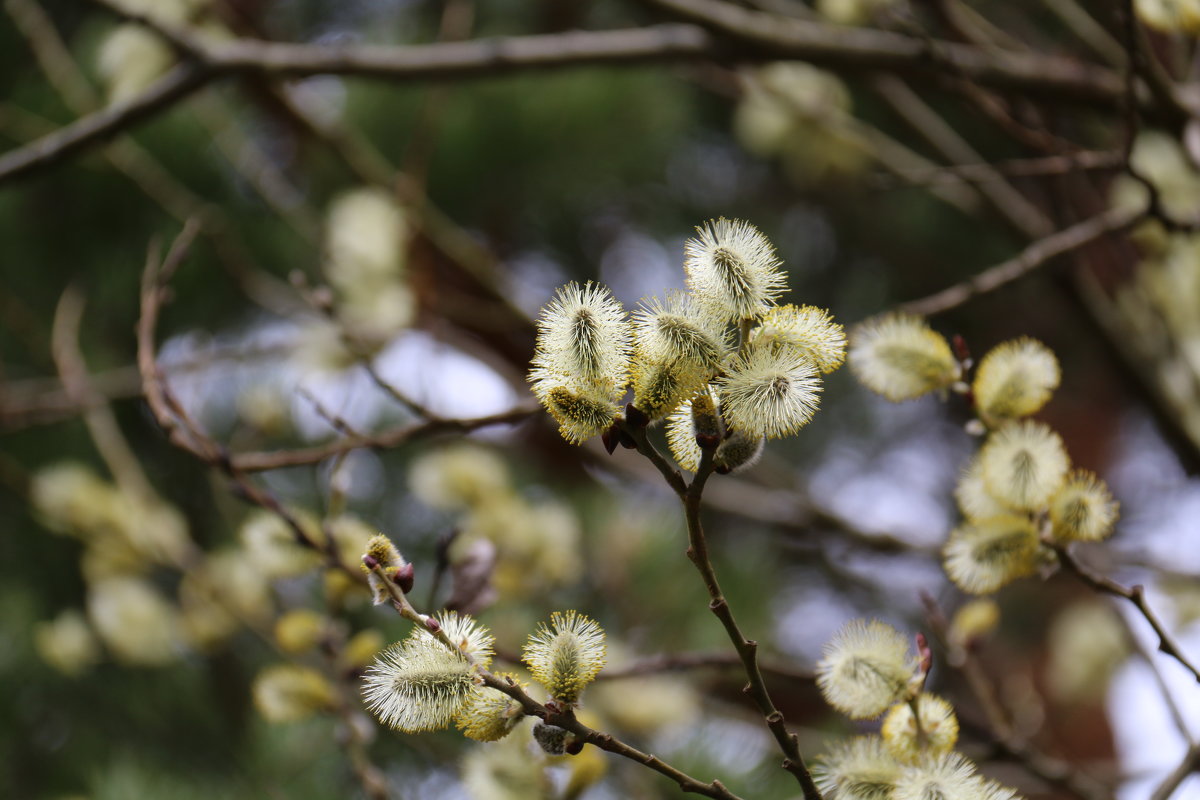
[899, 205, 1142, 317]
[1055, 544, 1200, 685]
[0, 64, 209, 185]
[0, 0, 1169, 189]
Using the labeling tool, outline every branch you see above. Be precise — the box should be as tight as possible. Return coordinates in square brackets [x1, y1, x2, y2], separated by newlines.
[366, 559, 743, 800]
[2, 0, 1169, 189]
[596, 650, 814, 683]
[229, 407, 537, 472]
[921, 595, 1112, 800]
[1055, 545, 1200, 684]
[899, 205, 1142, 317]
[644, 0, 1144, 111]
[1151, 743, 1200, 800]
[619, 422, 823, 798]
[0, 63, 209, 184]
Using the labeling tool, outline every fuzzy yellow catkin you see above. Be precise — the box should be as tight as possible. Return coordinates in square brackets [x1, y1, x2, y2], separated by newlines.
[240, 508, 324, 578]
[942, 515, 1041, 595]
[629, 357, 709, 422]
[891, 752, 983, 800]
[813, 735, 902, 800]
[253, 664, 335, 723]
[408, 443, 511, 511]
[684, 218, 788, 322]
[531, 281, 631, 393]
[978, 420, 1070, 510]
[1048, 470, 1119, 542]
[816, 619, 916, 719]
[361, 533, 409, 604]
[522, 610, 607, 705]
[633, 290, 727, 371]
[972, 337, 1060, 422]
[849, 314, 960, 401]
[35, 610, 101, 677]
[949, 599, 1000, 647]
[274, 610, 326, 655]
[362, 612, 494, 732]
[666, 388, 719, 471]
[716, 345, 822, 439]
[754, 304, 847, 374]
[455, 672, 528, 742]
[88, 576, 180, 666]
[529, 373, 620, 445]
[461, 722, 553, 799]
[881, 694, 959, 762]
[954, 453, 1014, 521]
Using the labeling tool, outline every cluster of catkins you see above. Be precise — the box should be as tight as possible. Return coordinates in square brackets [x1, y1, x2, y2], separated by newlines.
[361, 534, 607, 748]
[529, 219, 846, 472]
[814, 619, 1022, 800]
[850, 314, 1120, 595]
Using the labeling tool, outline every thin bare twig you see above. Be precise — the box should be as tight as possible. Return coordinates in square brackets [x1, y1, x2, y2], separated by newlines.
[922, 595, 1111, 800]
[899, 205, 1142, 317]
[366, 560, 744, 800]
[622, 422, 824, 799]
[1055, 545, 1200, 684]
[1151, 743, 1200, 800]
[597, 651, 814, 683]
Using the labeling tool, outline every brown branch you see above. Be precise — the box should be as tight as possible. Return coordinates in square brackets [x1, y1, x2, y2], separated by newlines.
[922, 595, 1112, 800]
[622, 423, 823, 799]
[1151, 743, 1200, 800]
[0, 63, 210, 185]
[899, 205, 1142, 317]
[485, 673, 745, 800]
[871, 74, 1053, 240]
[2, 0, 1172, 189]
[596, 651, 814, 683]
[644, 0, 1144, 111]
[365, 558, 743, 800]
[1055, 545, 1200, 684]
[874, 150, 1123, 189]
[229, 407, 537, 472]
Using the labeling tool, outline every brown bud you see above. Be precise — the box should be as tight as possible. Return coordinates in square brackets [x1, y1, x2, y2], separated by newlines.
[601, 424, 620, 455]
[952, 333, 970, 363]
[395, 563, 415, 594]
[424, 616, 442, 633]
[565, 740, 584, 756]
[362, 554, 379, 570]
[624, 403, 650, 429]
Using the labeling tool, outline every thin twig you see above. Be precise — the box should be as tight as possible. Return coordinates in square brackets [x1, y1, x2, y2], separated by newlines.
[1055, 545, 1200, 684]
[597, 651, 814, 682]
[623, 422, 823, 799]
[921, 595, 1112, 800]
[899, 205, 1142, 317]
[871, 74, 1053, 239]
[1151, 743, 1200, 800]
[366, 561, 744, 800]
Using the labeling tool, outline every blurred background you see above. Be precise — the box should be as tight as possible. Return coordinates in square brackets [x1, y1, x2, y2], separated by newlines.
[3, 0, 1200, 798]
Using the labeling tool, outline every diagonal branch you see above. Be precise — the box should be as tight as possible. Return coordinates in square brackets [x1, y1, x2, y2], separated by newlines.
[899, 205, 1142, 317]
[1055, 544, 1200, 684]
[0, 63, 209, 184]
